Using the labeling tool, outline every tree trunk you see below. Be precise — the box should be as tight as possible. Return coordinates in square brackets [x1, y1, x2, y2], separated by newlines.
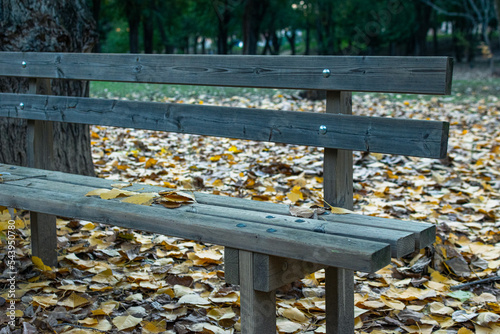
[214, 0, 231, 54]
[0, 0, 97, 176]
[91, 0, 102, 52]
[305, 23, 311, 55]
[125, 0, 141, 53]
[143, 15, 154, 53]
[242, 0, 269, 55]
[286, 30, 296, 55]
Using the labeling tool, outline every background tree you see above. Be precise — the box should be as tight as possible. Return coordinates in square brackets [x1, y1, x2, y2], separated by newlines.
[420, 0, 498, 71]
[0, 0, 97, 176]
[242, 0, 270, 54]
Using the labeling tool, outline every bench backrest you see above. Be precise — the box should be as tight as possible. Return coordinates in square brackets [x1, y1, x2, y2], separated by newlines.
[0, 52, 452, 159]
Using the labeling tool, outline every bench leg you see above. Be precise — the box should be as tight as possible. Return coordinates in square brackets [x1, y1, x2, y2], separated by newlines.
[239, 250, 276, 333]
[30, 212, 58, 267]
[325, 267, 354, 333]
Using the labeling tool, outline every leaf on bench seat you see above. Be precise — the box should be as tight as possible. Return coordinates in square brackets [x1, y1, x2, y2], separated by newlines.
[85, 188, 137, 199]
[120, 193, 158, 206]
[155, 191, 196, 209]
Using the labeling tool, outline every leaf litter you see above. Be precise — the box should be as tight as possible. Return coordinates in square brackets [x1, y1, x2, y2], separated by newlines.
[0, 91, 499, 333]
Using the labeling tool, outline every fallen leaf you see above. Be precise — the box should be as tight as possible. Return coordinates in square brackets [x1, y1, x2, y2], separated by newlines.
[120, 192, 157, 206]
[32, 256, 52, 271]
[112, 315, 142, 330]
[58, 292, 90, 308]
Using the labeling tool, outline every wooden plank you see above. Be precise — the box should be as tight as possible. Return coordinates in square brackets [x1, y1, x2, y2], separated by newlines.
[324, 91, 354, 334]
[239, 250, 277, 334]
[0, 180, 391, 272]
[0, 164, 434, 252]
[0, 93, 450, 158]
[0, 52, 453, 94]
[224, 247, 240, 285]
[0, 165, 415, 257]
[0, 53, 453, 94]
[26, 79, 57, 267]
[253, 253, 325, 292]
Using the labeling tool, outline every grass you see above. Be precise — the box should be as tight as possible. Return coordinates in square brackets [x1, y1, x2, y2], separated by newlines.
[90, 75, 500, 103]
[89, 81, 299, 101]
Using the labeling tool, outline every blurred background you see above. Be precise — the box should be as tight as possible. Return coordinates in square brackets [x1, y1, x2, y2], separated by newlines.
[89, 0, 500, 74]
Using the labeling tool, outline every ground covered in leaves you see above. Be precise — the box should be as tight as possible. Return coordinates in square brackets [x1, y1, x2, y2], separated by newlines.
[1, 83, 499, 333]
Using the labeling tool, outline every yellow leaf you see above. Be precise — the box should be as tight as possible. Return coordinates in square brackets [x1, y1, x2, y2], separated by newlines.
[100, 188, 136, 200]
[213, 179, 224, 187]
[281, 307, 308, 322]
[92, 301, 119, 316]
[32, 294, 58, 307]
[380, 295, 405, 310]
[457, 328, 474, 334]
[207, 307, 236, 321]
[59, 285, 87, 292]
[156, 191, 195, 209]
[276, 317, 303, 333]
[85, 188, 110, 197]
[92, 269, 118, 285]
[120, 193, 157, 206]
[287, 190, 302, 203]
[112, 315, 142, 330]
[58, 292, 90, 309]
[141, 320, 167, 333]
[360, 300, 385, 309]
[32, 256, 52, 271]
[81, 222, 96, 231]
[228, 145, 242, 153]
[329, 206, 354, 214]
[210, 155, 221, 162]
[78, 317, 98, 326]
[429, 302, 454, 315]
[145, 158, 158, 168]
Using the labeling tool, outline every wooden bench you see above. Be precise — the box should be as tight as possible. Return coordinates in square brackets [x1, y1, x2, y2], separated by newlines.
[0, 52, 452, 333]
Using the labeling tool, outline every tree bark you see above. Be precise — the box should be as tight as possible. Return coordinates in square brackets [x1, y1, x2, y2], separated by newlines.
[91, 0, 102, 52]
[0, 0, 97, 176]
[125, 0, 141, 53]
[242, 0, 269, 55]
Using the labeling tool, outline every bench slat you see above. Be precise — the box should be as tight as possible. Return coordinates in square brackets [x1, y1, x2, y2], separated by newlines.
[0, 164, 435, 252]
[0, 177, 390, 272]
[0, 52, 452, 94]
[0, 165, 414, 257]
[0, 93, 449, 158]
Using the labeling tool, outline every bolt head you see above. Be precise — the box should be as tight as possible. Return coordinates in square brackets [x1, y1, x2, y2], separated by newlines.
[21, 61, 27, 68]
[319, 125, 327, 134]
[322, 68, 331, 78]
[19, 102, 24, 109]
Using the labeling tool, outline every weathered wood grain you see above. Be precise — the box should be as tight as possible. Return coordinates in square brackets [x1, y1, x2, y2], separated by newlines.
[253, 253, 325, 292]
[0, 164, 435, 252]
[0, 93, 449, 158]
[0, 52, 452, 94]
[239, 250, 277, 334]
[0, 177, 391, 272]
[224, 247, 240, 285]
[324, 91, 354, 334]
[26, 79, 57, 267]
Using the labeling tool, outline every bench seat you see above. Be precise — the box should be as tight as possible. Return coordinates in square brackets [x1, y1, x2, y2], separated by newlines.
[0, 164, 434, 274]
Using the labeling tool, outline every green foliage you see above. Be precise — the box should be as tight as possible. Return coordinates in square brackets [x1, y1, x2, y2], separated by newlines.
[92, 0, 498, 58]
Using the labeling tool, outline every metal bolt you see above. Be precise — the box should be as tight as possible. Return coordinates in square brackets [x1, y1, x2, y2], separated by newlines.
[21, 61, 27, 68]
[319, 125, 327, 134]
[322, 68, 331, 78]
[19, 102, 24, 109]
